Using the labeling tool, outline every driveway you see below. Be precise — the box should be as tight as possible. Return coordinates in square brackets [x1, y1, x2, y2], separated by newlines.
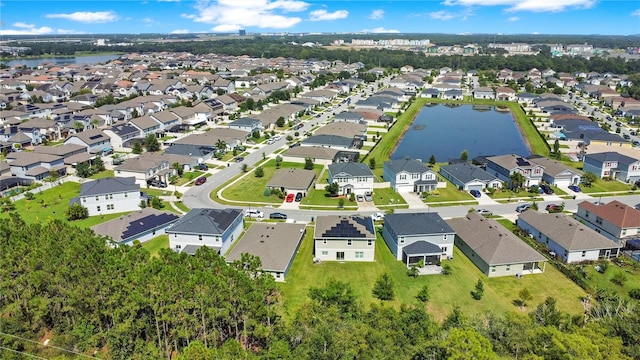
[477, 192, 499, 205]
[399, 191, 428, 209]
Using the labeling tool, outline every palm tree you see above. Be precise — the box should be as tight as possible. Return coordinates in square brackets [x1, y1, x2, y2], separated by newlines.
[215, 139, 227, 153]
[509, 172, 526, 191]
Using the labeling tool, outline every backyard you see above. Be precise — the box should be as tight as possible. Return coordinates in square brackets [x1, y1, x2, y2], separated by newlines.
[279, 225, 586, 321]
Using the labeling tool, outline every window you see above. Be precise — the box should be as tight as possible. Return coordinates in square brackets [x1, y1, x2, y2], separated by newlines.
[96, 205, 101, 212]
[323, 239, 327, 244]
[411, 173, 419, 179]
[400, 237, 405, 244]
[276, 273, 281, 279]
[582, 251, 586, 257]
[368, 239, 372, 246]
[596, 217, 603, 225]
[198, 235, 203, 241]
[108, 194, 113, 200]
[399, 174, 406, 180]
[82, 198, 86, 202]
[506, 265, 511, 272]
[355, 251, 364, 259]
[175, 245, 181, 249]
[491, 267, 496, 272]
[124, 192, 128, 198]
[95, 196, 100, 201]
[441, 247, 447, 253]
[106, 204, 114, 210]
[336, 252, 345, 261]
[347, 239, 352, 246]
[321, 251, 328, 256]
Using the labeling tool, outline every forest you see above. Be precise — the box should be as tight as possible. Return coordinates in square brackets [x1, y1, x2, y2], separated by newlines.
[1, 214, 639, 359]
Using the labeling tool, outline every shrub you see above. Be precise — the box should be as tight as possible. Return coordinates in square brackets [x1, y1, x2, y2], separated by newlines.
[611, 273, 627, 286]
[629, 288, 640, 300]
[442, 263, 452, 275]
[263, 188, 271, 197]
[24, 192, 35, 200]
[407, 266, 419, 278]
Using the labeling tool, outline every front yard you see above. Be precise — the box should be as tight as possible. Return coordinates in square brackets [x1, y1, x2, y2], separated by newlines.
[582, 178, 633, 194]
[423, 182, 476, 204]
[279, 225, 586, 321]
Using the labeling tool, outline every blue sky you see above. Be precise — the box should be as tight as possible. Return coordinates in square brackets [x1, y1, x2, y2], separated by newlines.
[0, 0, 639, 36]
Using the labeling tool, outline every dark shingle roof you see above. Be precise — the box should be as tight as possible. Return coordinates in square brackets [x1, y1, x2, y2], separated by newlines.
[91, 208, 179, 243]
[328, 162, 374, 177]
[439, 163, 497, 183]
[168, 208, 242, 236]
[384, 212, 454, 236]
[303, 134, 354, 147]
[403, 241, 443, 256]
[384, 158, 429, 174]
[79, 176, 139, 197]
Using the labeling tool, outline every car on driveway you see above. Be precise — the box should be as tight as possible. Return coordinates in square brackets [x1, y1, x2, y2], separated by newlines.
[295, 192, 303, 202]
[545, 204, 562, 213]
[515, 203, 531, 213]
[357, 194, 364, 202]
[244, 209, 264, 218]
[476, 209, 493, 216]
[235, 156, 244, 162]
[469, 189, 481, 198]
[194, 176, 207, 185]
[568, 185, 581, 192]
[269, 212, 287, 220]
[286, 193, 294, 202]
[147, 179, 167, 188]
[364, 191, 373, 202]
[371, 212, 385, 221]
[539, 184, 554, 194]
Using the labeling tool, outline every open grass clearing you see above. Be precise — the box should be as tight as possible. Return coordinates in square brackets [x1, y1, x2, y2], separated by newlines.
[279, 226, 586, 321]
[300, 188, 357, 208]
[89, 170, 114, 180]
[141, 235, 169, 257]
[371, 187, 406, 206]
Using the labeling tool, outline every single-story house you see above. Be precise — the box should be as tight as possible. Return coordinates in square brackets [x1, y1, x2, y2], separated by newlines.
[439, 163, 502, 191]
[226, 222, 306, 282]
[266, 168, 316, 196]
[91, 208, 179, 246]
[516, 210, 621, 263]
[447, 212, 547, 277]
[314, 215, 376, 262]
[167, 208, 244, 255]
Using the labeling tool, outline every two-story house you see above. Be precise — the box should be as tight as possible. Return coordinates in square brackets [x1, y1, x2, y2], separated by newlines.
[382, 212, 455, 266]
[314, 215, 376, 262]
[5, 152, 66, 180]
[574, 200, 640, 243]
[167, 208, 244, 255]
[64, 128, 112, 154]
[327, 162, 374, 196]
[72, 176, 143, 216]
[583, 151, 640, 183]
[486, 154, 544, 187]
[383, 158, 443, 193]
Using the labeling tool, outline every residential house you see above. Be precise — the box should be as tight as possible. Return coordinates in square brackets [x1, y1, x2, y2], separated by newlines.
[72, 176, 143, 216]
[516, 210, 621, 263]
[495, 87, 516, 101]
[302, 134, 357, 150]
[473, 87, 494, 100]
[266, 168, 316, 196]
[327, 162, 374, 196]
[5, 152, 66, 180]
[575, 200, 640, 243]
[150, 110, 180, 131]
[103, 123, 141, 150]
[314, 215, 376, 262]
[383, 158, 443, 193]
[228, 117, 263, 134]
[167, 208, 244, 255]
[129, 114, 162, 137]
[447, 212, 547, 277]
[114, 153, 194, 185]
[421, 88, 441, 99]
[486, 154, 544, 187]
[442, 89, 463, 100]
[439, 163, 502, 191]
[226, 222, 306, 282]
[382, 212, 455, 266]
[583, 152, 640, 183]
[527, 156, 583, 186]
[64, 128, 112, 154]
[334, 111, 364, 124]
[91, 208, 179, 246]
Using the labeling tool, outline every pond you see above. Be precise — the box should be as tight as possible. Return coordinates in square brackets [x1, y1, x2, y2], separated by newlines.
[390, 103, 531, 162]
[3, 54, 122, 68]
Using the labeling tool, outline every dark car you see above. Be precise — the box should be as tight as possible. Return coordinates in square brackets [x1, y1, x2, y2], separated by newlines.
[469, 189, 481, 198]
[147, 179, 167, 188]
[194, 176, 206, 186]
[545, 204, 561, 213]
[540, 184, 554, 195]
[623, 134, 631, 140]
[568, 185, 581, 192]
[235, 156, 244, 163]
[269, 212, 288, 220]
[197, 163, 208, 171]
[294, 123, 303, 130]
[295, 192, 303, 202]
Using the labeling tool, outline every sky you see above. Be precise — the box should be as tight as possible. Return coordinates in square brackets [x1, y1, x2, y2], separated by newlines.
[0, 0, 639, 36]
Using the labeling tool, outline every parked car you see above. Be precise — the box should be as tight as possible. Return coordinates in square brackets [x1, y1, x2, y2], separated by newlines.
[568, 185, 581, 192]
[269, 212, 287, 220]
[357, 194, 365, 202]
[194, 176, 207, 186]
[147, 179, 167, 188]
[266, 139, 275, 145]
[273, 135, 282, 141]
[515, 203, 531, 213]
[286, 193, 295, 202]
[635, 203, 640, 211]
[469, 189, 481, 198]
[476, 209, 493, 216]
[371, 212, 385, 221]
[235, 145, 246, 151]
[623, 134, 631, 140]
[545, 204, 561, 212]
[244, 209, 264, 218]
[235, 156, 244, 163]
[364, 191, 373, 202]
[294, 123, 303, 130]
[295, 192, 303, 202]
[197, 163, 208, 171]
[540, 184, 554, 195]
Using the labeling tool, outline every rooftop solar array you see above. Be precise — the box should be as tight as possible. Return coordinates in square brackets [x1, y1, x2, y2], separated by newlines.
[322, 218, 373, 238]
[120, 212, 179, 240]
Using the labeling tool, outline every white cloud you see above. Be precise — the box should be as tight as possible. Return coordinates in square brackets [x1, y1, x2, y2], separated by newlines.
[361, 27, 400, 33]
[369, 9, 384, 20]
[508, 16, 519, 21]
[0, 22, 53, 35]
[442, 0, 596, 12]
[183, 0, 310, 31]
[143, 18, 154, 23]
[171, 29, 190, 34]
[632, 9, 640, 16]
[309, 9, 348, 21]
[46, 11, 118, 23]
[429, 11, 457, 20]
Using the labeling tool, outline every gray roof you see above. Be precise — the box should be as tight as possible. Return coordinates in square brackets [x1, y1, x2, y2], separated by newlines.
[403, 241, 442, 256]
[285, 146, 339, 160]
[526, 156, 583, 177]
[107, 123, 139, 137]
[384, 212, 455, 236]
[164, 143, 215, 157]
[229, 117, 262, 127]
[90, 208, 179, 243]
[314, 215, 375, 240]
[446, 212, 547, 266]
[303, 134, 354, 148]
[585, 151, 640, 166]
[267, 168, 316, 190]
[439, 163, 498, 183]
[168, 208, 242, 236]
[79, 176, 139, 197]
[328, 162, 374, 177]
[384, 158, 430, 175]
[334, 111, 364, 121]
[314, 122, 366, 138]
[517, 211, 621, 251]
[225, 222, 306, 273]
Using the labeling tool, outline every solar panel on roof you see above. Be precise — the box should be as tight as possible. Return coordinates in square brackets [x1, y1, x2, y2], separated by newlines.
[89, 134, 103, 140]
[121, 213, 179, 240]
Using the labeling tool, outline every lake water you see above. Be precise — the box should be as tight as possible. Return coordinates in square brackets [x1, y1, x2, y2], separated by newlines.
[390, 103, 531, 162]
[3, 54, 122, 68]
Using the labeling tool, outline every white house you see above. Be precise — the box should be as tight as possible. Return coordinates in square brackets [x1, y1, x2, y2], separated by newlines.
[583, 152, 640, 183]
[574, 200, 640, 243]
[73, 177, 143, 216]
[167, 208, 244, 255]
[383, 158, 444, 193]
[314, 215, 376, 262]
[327, 162, 374, 196]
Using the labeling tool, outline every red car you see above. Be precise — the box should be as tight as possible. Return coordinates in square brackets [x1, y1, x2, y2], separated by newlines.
[195, 176, 206, 185]
[286, 193, 294, 202]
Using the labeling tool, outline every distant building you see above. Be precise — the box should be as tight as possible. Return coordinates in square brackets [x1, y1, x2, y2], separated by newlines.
[239, 29, 246, 36]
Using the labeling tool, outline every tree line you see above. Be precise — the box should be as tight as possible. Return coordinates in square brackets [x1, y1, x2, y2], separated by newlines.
[1, 214, 639, 359]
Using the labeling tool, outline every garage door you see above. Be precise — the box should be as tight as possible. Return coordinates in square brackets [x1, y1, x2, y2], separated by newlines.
[467, 184, 483, 192]
[554, 178, 572, 187]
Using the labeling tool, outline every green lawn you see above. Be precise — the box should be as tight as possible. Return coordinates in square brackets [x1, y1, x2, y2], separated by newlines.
[582, 179, 633, 194]
[173, 200, 190, 213]
[89, 170, 115, 179]
[300, 189, 358, 208]
[142, 235, 169, 257]
[220, 161, 324, 204]
[372, 187, 407, 206]
[578, 259, 640, 299]
[490, 188, 542, 200]
[279, 226, 585, 321]
[424, 183, 475, 203]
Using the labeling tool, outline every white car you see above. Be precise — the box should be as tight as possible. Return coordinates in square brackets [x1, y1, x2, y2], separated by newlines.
[244, 209, 264, 218]
[371, 212, 385, 221]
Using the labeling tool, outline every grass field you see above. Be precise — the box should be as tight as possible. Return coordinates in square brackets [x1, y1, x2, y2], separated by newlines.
[89, 170, 115, 179]
[424, 182, 475, 203]
[142, 235, 169, 257]
[300, 189, 358, 208]
[279, 226, 586, 321]
[582, 179, 633, 194]
[371, 187, 407, 206]
[579, 259, 640, 298]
